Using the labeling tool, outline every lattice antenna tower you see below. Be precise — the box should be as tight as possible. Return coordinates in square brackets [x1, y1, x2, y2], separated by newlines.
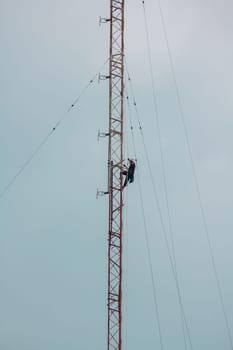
[107, 1, 125, 350]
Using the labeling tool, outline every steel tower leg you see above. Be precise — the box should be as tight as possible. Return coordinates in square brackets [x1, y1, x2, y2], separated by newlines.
[107, 1, 125, 350]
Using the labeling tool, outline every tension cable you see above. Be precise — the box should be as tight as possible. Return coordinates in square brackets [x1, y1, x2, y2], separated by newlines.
[0, 59, 109, 201]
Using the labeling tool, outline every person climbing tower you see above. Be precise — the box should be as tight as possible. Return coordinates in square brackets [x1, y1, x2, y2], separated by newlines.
[122, 158, 136, 189]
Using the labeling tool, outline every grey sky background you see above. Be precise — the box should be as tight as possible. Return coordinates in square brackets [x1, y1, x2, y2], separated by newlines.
[1, 0, 233, 349]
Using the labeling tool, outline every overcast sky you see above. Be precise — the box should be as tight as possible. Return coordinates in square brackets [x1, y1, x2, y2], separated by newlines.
[1, 0, 233, 349]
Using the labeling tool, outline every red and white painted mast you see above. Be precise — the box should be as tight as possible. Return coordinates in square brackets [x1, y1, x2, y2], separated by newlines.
[107, 1, 125, 349]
